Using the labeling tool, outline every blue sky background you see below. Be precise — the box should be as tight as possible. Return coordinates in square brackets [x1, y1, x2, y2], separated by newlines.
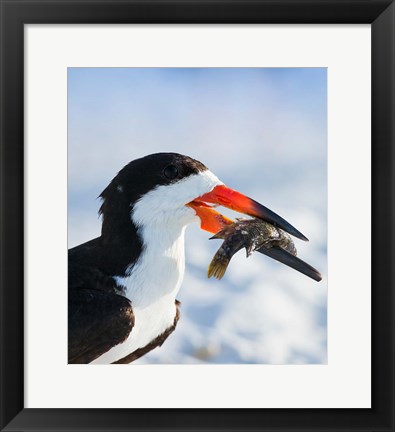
[68, 68, 327, 364]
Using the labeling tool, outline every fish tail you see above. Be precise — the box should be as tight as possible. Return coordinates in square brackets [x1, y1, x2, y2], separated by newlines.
[207, 253, 231, 280]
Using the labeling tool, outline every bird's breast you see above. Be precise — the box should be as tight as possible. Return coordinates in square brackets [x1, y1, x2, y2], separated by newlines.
[91, 225, 186, 364]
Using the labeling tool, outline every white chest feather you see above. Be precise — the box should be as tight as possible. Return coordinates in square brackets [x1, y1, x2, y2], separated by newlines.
[91, 225, 186, 364]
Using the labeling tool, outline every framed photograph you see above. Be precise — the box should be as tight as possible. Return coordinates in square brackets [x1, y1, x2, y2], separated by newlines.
[1, 1, 394, 431]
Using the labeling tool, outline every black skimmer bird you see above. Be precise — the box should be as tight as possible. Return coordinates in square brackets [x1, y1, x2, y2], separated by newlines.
[68, 153, 320, 364]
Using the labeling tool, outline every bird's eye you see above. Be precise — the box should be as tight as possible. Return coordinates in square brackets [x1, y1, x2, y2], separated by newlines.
[163, 165, 179, 180]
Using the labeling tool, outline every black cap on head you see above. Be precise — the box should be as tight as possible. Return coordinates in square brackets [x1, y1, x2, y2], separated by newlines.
[101, 153, 207, 204]
[98, 153, 207, 235]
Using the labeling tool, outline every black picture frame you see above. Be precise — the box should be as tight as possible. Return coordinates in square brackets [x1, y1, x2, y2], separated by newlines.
[1, 1, 394, 431]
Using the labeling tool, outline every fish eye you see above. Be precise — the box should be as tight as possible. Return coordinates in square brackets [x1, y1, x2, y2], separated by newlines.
[163, 165, 179, 180]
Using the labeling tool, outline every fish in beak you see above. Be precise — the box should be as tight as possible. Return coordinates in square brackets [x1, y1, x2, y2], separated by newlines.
[187, 184, 322, 282]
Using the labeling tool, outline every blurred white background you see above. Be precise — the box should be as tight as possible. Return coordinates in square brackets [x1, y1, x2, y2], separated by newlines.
[68, 68, 327, 364]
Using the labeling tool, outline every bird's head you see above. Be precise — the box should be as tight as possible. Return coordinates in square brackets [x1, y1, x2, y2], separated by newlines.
[99, 153, 307, 241]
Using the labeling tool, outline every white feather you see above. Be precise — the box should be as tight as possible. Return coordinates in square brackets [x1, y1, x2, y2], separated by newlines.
[91, 170, 222, 364]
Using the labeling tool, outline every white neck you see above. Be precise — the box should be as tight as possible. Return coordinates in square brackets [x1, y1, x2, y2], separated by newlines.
[115, 223, 186, 309]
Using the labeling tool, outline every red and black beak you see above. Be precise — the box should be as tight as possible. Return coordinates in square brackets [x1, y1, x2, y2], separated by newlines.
[188, 184, 322, 282]
[188, 184, 307, 240]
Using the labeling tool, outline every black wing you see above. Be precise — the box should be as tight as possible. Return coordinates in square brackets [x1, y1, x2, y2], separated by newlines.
[68, 261, 135, 364]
